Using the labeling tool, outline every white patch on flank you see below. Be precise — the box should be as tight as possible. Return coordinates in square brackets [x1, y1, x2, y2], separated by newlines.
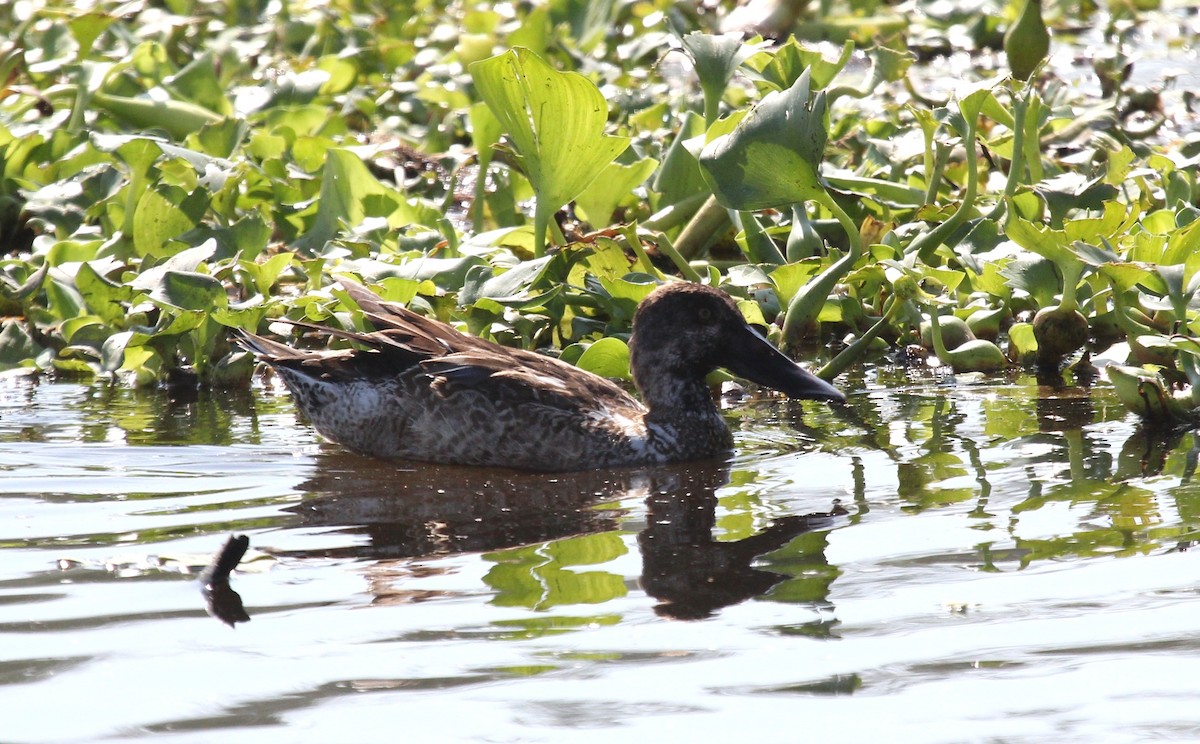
[592, 405, 653, 456]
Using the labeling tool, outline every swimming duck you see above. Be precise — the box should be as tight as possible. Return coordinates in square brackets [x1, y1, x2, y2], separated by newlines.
[238, 280, 844, 472]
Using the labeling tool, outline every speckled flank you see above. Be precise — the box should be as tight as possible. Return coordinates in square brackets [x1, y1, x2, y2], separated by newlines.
[240, 280, 841, 472]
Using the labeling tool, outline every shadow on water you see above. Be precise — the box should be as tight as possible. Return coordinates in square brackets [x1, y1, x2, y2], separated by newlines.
[205, 454, 845, 625]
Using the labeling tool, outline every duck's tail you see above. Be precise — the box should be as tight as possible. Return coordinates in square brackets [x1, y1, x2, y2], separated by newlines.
[234, 329, 308, 362]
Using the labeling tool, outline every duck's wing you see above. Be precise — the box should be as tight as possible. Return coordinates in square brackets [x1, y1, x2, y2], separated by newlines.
[237, 280, 477, 381]
[421, 346, 644, 415]
[338, 280, 642, 412]
[241, 280, 644, 415]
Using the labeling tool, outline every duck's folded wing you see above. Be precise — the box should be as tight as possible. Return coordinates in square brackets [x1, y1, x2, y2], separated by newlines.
[420, 350, 643, 414]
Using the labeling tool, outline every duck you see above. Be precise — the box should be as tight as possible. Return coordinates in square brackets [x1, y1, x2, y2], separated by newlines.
[238, 280, 845, 472]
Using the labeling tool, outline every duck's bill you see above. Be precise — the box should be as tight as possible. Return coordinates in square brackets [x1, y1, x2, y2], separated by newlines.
[723, 326, 846, 404]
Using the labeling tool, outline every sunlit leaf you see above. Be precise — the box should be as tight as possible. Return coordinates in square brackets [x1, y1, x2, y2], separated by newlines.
[470, 47, 630, 255]
[698, 68, 828, 210]
[575, 336, 631, 380]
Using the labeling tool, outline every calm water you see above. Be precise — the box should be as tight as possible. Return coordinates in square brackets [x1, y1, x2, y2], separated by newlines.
[2, 373, 1199, 743]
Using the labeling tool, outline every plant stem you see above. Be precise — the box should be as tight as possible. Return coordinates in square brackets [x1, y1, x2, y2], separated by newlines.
[1060, 260, 1083, 314]
[532, 201, 550, 258]
[674, 194, 731, 260]
[907, 114, 981, 263]
[650, 233, 704, 283]
[735, 211, 785, 265]
[928, 304, 952, 361]
[642, 192, 710, 232]
[817, 295, 902, 381]
[780, 191, 864, 347]
[924, 141, 950, 207]
[987, 86, 1029, 221]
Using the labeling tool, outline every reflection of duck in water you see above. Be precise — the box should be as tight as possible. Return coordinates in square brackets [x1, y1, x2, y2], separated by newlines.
[637, 465, 846, 620]
[239, 281, 843, 472]
[204, 459, 845, 624]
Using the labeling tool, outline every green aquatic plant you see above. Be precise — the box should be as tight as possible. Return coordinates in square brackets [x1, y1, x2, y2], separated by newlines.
[1004, 0, 1050, 82]
[470, 47, 630, 257]
[693, 68, 863, 347]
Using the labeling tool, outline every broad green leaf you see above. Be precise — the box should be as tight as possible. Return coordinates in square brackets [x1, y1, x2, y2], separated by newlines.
[580, 239, 635, 282]
[211, 302, 270, 331]
[698, 68, 828, 210]
[239, 251, 295, 297]
[1004, 211, 1075, 266]
[459, 255, 555, 305]
[470, 48, 630, 255]
[169, 51, 233, 116]
[651, 111, 708, 208]
[292, 148, 440, 255]
[681, 32, 760, 124]
[132, 183, 209, 258]
[575, 336, 631, 380]
[574, 157, 658, 227]
[1098, 262, 1153, 293]
[1064, 200, 1135, 243]
[150, 270, 228, 311]
[0, 319, 44, 371]
[68, 12, 117, 61]
[770, 260, 822, 303]
[75, 261, 131, 325]
[758, 38, 853, 91]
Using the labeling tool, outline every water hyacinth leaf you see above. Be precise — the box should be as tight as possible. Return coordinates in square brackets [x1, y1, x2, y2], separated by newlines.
[459, 255, 555, 305]
[868, 42, 916, 84]
[1034, 173, 1119, 228]
[68, 12, 117, 60]
[169, 51, 233, 116]
[43, 277, 87, 323]
[579, 239, 635, 282]
[60, 316, 107, 346]
[1004, 211, 1075, 267]
[597, 277, 657, 320]
[90, 91, 225, 141]
[0, 262, 48, 302]
[211, 302, 270, 332]
[770, 260, 822, 303]
[758, 38, 853, 92]
[1063, 201, 1133, 244]
[100, 330, 151, 374]
[823, 174, 925, 209]
[293, 148, 440, 255]
[652, 111, 708, 208]
[575, 336, 631, 380]
[680, 32, 760, 124]
[698, 68, 828, 211]
[74, 262, 131, 325]
[239, 251, 295, 297]
[343, 255, 488, 289]
[0, 319, 44, 371]
[1098, 262, 1153, 293]
[151, 270, 228, 312]
[470, 48, 630, 256]
[132, 183, 209, 258]
[574, 157, 658, 227]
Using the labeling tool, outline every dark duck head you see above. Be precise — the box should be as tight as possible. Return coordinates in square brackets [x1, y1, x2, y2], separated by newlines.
[628, 283, 846, 416]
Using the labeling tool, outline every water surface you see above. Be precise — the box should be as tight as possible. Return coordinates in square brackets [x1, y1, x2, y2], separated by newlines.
[2, 375, 1198, 743]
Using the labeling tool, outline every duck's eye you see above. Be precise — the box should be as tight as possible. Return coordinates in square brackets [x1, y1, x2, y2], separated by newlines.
[698, 307, 712, 321]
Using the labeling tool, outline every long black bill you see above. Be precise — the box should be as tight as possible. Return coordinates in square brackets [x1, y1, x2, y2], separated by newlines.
[722, 325, 846, 403]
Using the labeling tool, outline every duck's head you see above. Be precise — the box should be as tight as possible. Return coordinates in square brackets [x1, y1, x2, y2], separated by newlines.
[629, 282, 846, 409]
